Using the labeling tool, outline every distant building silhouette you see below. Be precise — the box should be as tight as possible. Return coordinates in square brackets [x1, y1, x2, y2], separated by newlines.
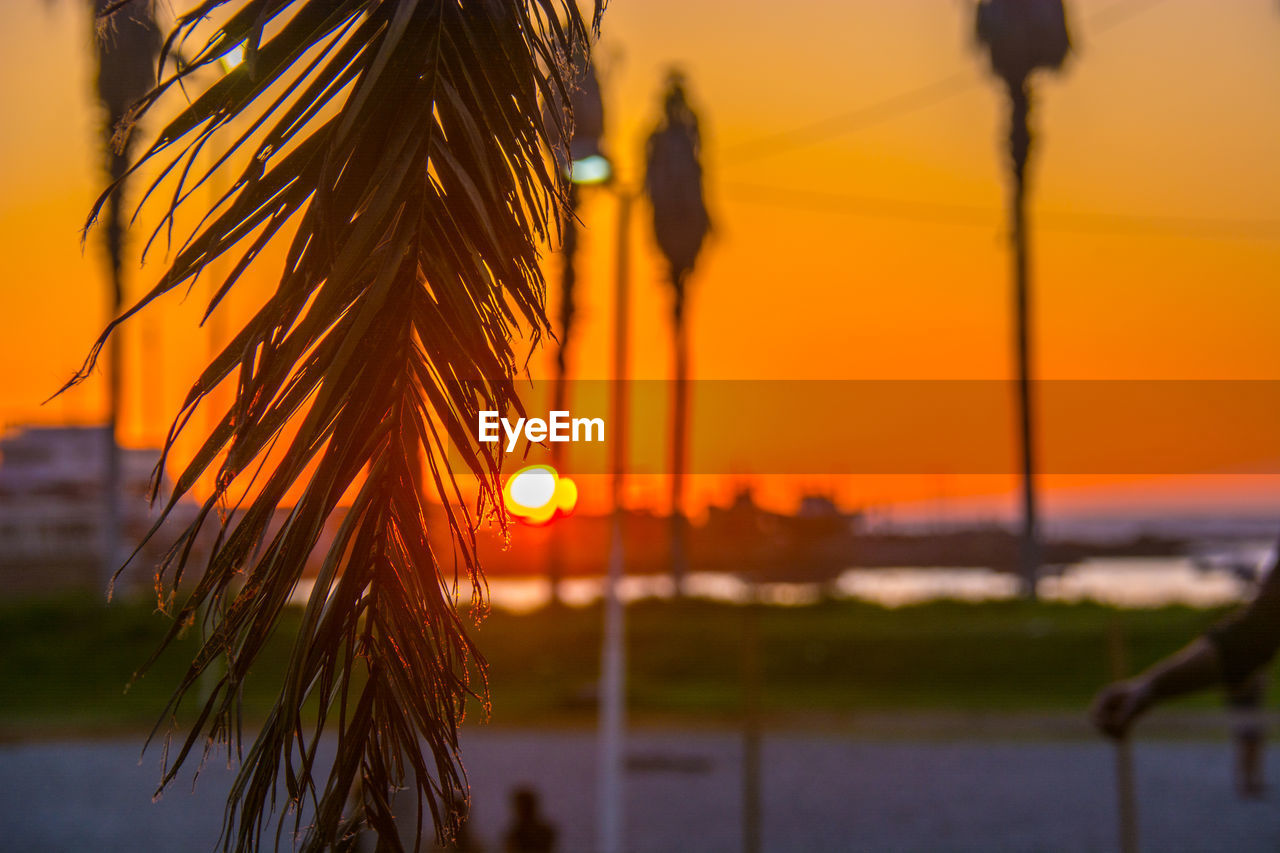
[0, 425, 209, 596]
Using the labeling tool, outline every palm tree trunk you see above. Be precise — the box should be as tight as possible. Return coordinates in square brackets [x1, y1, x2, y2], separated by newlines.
[669, 281, 689, 598]
[1008, 80, 1040, 600]
[102, 164, 125, 594]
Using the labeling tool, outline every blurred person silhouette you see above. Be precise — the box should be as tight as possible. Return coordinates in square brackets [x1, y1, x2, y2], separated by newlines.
[503, 786, 557, 853]
[1092, 546, 1280, 787]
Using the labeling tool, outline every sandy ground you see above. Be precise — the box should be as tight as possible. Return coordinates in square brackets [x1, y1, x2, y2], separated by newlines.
[2, 729, 1278, 852]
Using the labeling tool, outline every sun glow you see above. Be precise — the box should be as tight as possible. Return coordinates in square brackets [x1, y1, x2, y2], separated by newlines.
[503, 465, 578, 526]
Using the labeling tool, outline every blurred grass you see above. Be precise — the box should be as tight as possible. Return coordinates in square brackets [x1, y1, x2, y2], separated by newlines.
[0, 595, 300, 733]
[478, 598, 1241, 722]
[0, 594, 1263, 736]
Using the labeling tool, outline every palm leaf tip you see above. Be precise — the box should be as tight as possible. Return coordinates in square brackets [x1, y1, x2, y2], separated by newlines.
[71, 2, 606, 850]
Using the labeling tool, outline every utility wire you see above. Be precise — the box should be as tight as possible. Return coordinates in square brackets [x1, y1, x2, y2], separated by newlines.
[727, 183, 994, 227]
[722, 0, 1173, 165]
[718, 0, 1262, 241]
[723, 73, 975, 164]
[726, 181, 1280, 241]
[1086, 0, 1176, 32]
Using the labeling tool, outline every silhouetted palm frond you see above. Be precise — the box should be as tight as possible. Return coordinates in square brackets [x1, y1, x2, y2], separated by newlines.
[65, 2, 604, 850]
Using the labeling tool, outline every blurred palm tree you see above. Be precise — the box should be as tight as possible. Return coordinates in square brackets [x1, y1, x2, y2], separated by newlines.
[645, 71, 710, 598]
[975, 0, 1071, 599]
[89, 0, 161, 589]
[66, 2, 602, 850]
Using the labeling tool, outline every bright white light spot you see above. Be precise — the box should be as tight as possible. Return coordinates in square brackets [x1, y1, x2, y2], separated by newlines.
[221, 43, 246, 72]
[570, 154, 612, 185]
[508, 466, 556, 509]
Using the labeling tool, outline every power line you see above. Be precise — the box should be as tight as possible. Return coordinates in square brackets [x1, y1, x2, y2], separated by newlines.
[723, 73, 976, 164]
[727, 182, 994, 227]
[721, 0, 1174, 165]
[1086, 0, 1175, 32]
[718, 1, 1239, 240]
[725, 181, 1280, 241]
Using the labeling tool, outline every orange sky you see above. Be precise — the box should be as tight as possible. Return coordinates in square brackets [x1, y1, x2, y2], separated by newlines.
[2, 0, 1280, 521]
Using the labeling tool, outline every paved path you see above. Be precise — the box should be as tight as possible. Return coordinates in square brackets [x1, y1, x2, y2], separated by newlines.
[2, 731, 1278, 851]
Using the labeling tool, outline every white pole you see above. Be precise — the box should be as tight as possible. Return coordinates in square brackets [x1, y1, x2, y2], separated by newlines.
[598, 189, 632, 853]
[598, 520, 626, 853]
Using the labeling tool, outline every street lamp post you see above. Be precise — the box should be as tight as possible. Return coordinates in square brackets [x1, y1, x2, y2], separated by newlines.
[558, 107, 627, 853]
[563, 163, 629, 853]
[599, 182, 632, 853]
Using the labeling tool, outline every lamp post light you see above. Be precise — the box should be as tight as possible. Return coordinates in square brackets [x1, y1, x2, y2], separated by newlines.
[570, 154, 613, 186]
[974, 0, 1071, 600]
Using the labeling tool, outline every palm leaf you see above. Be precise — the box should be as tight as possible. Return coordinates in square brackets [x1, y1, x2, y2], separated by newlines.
[64, 1, 605, 850]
